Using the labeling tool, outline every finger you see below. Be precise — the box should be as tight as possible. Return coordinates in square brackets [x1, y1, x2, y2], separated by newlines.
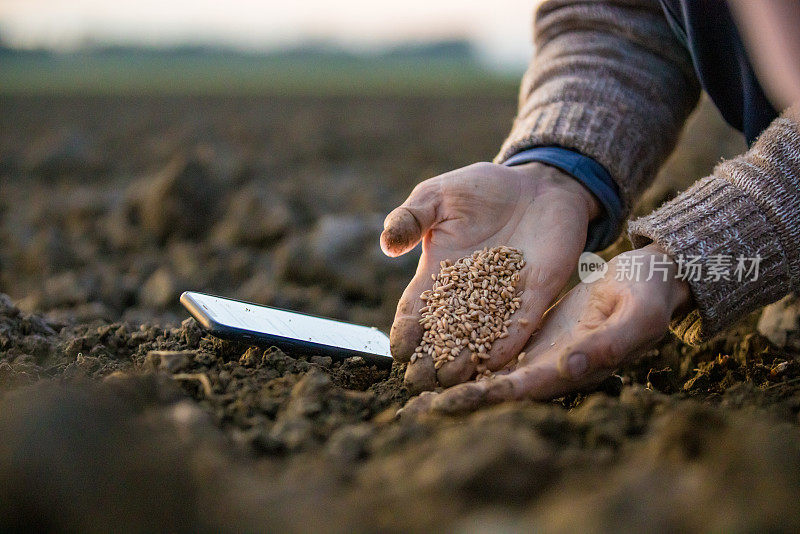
[396, 391, 438, 419]
[554, 307, 666, 381]
[389, 248, 449, 362]
[436, 346, 475, 387]
[389, 278, 426, 363]
[436, 336, 529, 386]
[433, 353, 602, 415]
[404, 353, 437, 394]
[429, 380, 491, 415]
[380, 179, 440, 257]
[485, 364, 580, 402]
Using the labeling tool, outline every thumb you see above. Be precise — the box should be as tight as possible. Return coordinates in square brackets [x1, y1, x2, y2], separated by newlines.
[380, 179, 440, 257]
[555, 308, 664, 381]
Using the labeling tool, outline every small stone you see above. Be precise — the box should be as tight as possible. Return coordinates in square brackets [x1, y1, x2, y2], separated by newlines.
[145, 350, 195, 373]
[647, 367, 679, 394]
[325, 423, 373, 463]
[127, 154, 223, 241]
[683, 372, 712, 393]
[597, 374, 624, 397]
[343, 356, 366, 368]
[180, 317, 201, 346]
[310, 355, 333, 368]
[139, 268, 179, 309]
[239, 346, 262, 368]
[218, 370, 232, 389]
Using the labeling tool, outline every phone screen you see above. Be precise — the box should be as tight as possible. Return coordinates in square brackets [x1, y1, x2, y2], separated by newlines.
[181, 292, 392, 358]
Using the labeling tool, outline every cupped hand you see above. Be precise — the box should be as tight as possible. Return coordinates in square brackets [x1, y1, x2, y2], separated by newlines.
[380, 161, 599, 393]
[426, 245, 692, 414]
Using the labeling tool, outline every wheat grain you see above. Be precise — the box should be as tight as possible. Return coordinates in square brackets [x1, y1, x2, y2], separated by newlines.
[414, 246, 525, 379]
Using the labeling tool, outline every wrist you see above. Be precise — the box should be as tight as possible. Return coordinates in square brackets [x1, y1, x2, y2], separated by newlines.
[640, 243, 693, 317]
[514, 162, 602, 220]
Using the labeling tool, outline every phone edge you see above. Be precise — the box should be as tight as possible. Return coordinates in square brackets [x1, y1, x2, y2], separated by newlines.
[182, 291, 387, 335]
[180, 291, 217, 331]
[179, 291, 393, 368]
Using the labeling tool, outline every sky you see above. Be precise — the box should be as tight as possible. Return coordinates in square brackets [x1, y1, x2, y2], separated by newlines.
[0, 0, 539, 67]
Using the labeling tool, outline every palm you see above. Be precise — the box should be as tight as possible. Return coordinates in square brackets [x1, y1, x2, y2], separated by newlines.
[425, 172, 523, 251]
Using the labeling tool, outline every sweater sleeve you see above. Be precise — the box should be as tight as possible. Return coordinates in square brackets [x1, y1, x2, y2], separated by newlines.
[629, 108, 800, 345]
[495, 0, 700, 222]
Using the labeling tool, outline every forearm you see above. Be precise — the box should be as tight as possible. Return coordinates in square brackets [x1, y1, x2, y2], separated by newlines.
[496, 0, 700, 219]
[629, 107, 800, 344]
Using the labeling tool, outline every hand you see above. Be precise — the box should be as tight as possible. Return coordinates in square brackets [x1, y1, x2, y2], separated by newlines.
[425, 244, 692, 413]
[380, 161, 600, 393]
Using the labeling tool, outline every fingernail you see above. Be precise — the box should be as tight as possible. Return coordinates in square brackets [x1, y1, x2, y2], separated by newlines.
[567, 353, 588, 379]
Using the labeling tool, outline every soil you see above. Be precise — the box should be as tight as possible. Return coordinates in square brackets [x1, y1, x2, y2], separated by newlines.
[2, 94, 799, 533]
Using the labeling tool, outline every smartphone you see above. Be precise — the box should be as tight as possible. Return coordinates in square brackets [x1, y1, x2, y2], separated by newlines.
[180, 291, 393, 367]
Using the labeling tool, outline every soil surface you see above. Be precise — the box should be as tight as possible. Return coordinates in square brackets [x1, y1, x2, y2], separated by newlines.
[2, 95, 798, 533]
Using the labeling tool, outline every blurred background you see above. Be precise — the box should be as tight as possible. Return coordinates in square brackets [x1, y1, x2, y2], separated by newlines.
[0, 0, 745, 330]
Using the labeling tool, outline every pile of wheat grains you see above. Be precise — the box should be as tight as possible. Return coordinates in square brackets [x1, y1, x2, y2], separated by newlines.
[412, 246, 525, 378]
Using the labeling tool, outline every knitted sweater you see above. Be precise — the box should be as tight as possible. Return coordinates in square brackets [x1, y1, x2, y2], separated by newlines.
[495, 0, 800, 344]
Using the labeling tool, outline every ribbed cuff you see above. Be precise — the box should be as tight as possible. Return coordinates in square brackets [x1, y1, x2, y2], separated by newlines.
[494, 100, 671, 218]
[628, 175, 789, 344]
